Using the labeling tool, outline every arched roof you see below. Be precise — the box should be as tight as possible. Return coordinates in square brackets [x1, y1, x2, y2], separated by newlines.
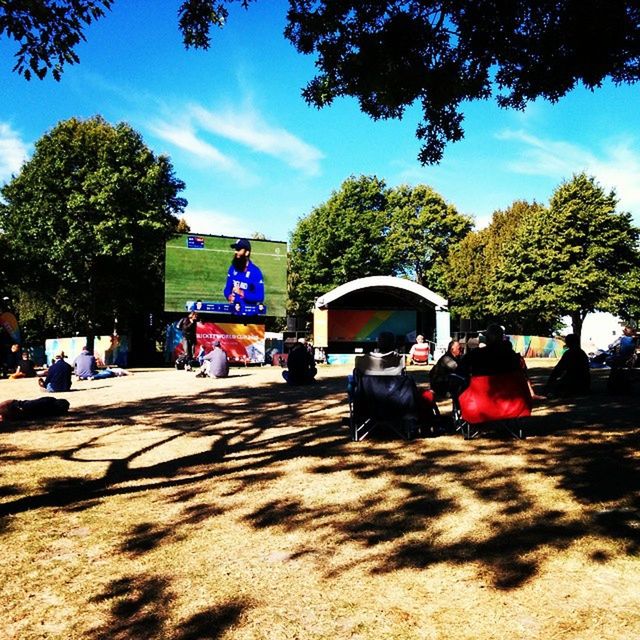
[315, 276, 448, 310]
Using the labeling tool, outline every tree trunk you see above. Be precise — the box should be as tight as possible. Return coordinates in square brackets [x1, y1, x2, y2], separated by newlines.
[570, 311, 583, 343]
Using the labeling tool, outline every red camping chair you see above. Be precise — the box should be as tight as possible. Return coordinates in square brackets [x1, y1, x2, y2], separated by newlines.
[453, 370, 532, 440]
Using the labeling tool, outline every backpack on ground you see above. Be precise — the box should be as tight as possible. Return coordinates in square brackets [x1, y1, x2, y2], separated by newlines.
[175, 354, 189, 370]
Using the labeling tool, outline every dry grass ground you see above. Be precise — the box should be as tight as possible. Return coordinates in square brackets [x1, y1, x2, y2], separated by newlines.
[0, 361, 639, 640]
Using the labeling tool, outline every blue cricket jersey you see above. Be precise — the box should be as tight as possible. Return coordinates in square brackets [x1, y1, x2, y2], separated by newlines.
[223, 260, 265, 303]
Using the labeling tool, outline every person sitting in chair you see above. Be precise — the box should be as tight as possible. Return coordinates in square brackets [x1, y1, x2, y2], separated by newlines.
[429, 340, 463, 399]
[456, 323, 542, 400]
[607, 325, 637, 367]
[351, 332, 438, 435]
[409, 334, 430, 365]
[354, 331, 405, 376]
[458, 324, 521, 378]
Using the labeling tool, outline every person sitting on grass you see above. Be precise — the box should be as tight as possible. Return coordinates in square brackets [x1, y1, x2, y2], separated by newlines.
[74, 346, 98, 380]
[283, 338, 317, 385]
[39, 352, 73, 392]
[545, 333, 590, 397]
[9, 351, 37, 379]
[197, 341, 229, 379]
[73, 346, 115, 380]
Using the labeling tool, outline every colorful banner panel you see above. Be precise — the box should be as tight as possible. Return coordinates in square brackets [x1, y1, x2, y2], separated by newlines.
[329, 309, 416, 342]
[0, 312, 20, 343]
[166, 321, 265, 364]
[508, 335, 565, 358]
[45, 335, 129, 367]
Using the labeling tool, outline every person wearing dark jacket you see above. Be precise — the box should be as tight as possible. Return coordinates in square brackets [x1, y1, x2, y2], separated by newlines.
[39, 353, 73, 392]
[546, 333, 590, 396]
[180, 312, 199, 360]
[429, 340, 462, 398]
[9, 351, 37, 379]
[283, 339, 317, 385]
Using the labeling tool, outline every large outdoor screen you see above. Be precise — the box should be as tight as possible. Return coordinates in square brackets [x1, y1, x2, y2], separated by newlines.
[164, 233, 287, 317]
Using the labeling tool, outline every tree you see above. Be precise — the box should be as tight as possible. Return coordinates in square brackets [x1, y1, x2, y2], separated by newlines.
[0, 0, 114, 80]
[286, 1, 640, 163]
[176, 217, 191, 233]
[491, 174, 640, 339]
[444, 200, 549, 333]
[0, 0, 249, 80]
[385, 184, 472, 294]
[288, 175, 390, 315]
[0, 115, 186, 338]
[5, 2, 640, 163]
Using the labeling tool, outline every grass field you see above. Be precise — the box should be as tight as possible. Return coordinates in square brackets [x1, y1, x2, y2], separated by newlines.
[1, 363, 639, 639]
[164, 234, 287, 315]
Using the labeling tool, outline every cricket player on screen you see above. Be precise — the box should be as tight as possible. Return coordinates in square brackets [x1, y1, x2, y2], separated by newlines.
[223, 238, 265, 305]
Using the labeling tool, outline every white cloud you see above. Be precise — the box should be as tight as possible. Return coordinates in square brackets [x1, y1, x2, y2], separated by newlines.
[0, 123, 30, 184]
[189, 104, 324, 175]
[149, 120, 252, 181]
[499, 129, 640, 216]
[76, 72, 323, 180]
[181, 207, 251, 237]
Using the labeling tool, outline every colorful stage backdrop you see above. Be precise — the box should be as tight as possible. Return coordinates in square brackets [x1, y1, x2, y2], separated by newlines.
[508, 335, 565, 358]
[166, 321, 265, 364]
[45, 335, 129, 367]
[329, 310, 416, 342]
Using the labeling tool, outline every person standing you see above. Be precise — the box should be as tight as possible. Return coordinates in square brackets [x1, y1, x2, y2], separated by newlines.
[179, 312, 199, 361]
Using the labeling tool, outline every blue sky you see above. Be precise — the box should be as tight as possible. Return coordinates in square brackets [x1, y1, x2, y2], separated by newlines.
[2, 0, 640, 243]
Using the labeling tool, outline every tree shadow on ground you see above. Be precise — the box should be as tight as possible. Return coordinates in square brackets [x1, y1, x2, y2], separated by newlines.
[0, 366, 638, 599]
[90, 572, 246, 640]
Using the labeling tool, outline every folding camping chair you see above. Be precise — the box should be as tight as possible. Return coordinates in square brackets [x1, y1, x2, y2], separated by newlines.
[452, 369, 532, 440]
[348, 369, 435, 441]
[607, 348, 638, 394]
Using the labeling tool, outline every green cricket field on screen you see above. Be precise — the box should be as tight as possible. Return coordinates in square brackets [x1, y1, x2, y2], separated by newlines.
[164, 233, 287, 317]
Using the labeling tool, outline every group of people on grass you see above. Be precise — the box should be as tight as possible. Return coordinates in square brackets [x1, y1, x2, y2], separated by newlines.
[0, 344, 130, 423]
[342, 322, 638, 438]
[3, 321, 636, 424]
[1, 344, 130, 394]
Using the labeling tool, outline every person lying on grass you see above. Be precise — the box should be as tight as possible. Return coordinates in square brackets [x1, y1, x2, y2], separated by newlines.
[0, 397, 70, 423]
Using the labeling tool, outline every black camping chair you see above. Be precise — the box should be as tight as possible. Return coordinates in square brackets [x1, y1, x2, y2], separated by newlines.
[348, 368, 430, 441]
[607, 346, 638, 394]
